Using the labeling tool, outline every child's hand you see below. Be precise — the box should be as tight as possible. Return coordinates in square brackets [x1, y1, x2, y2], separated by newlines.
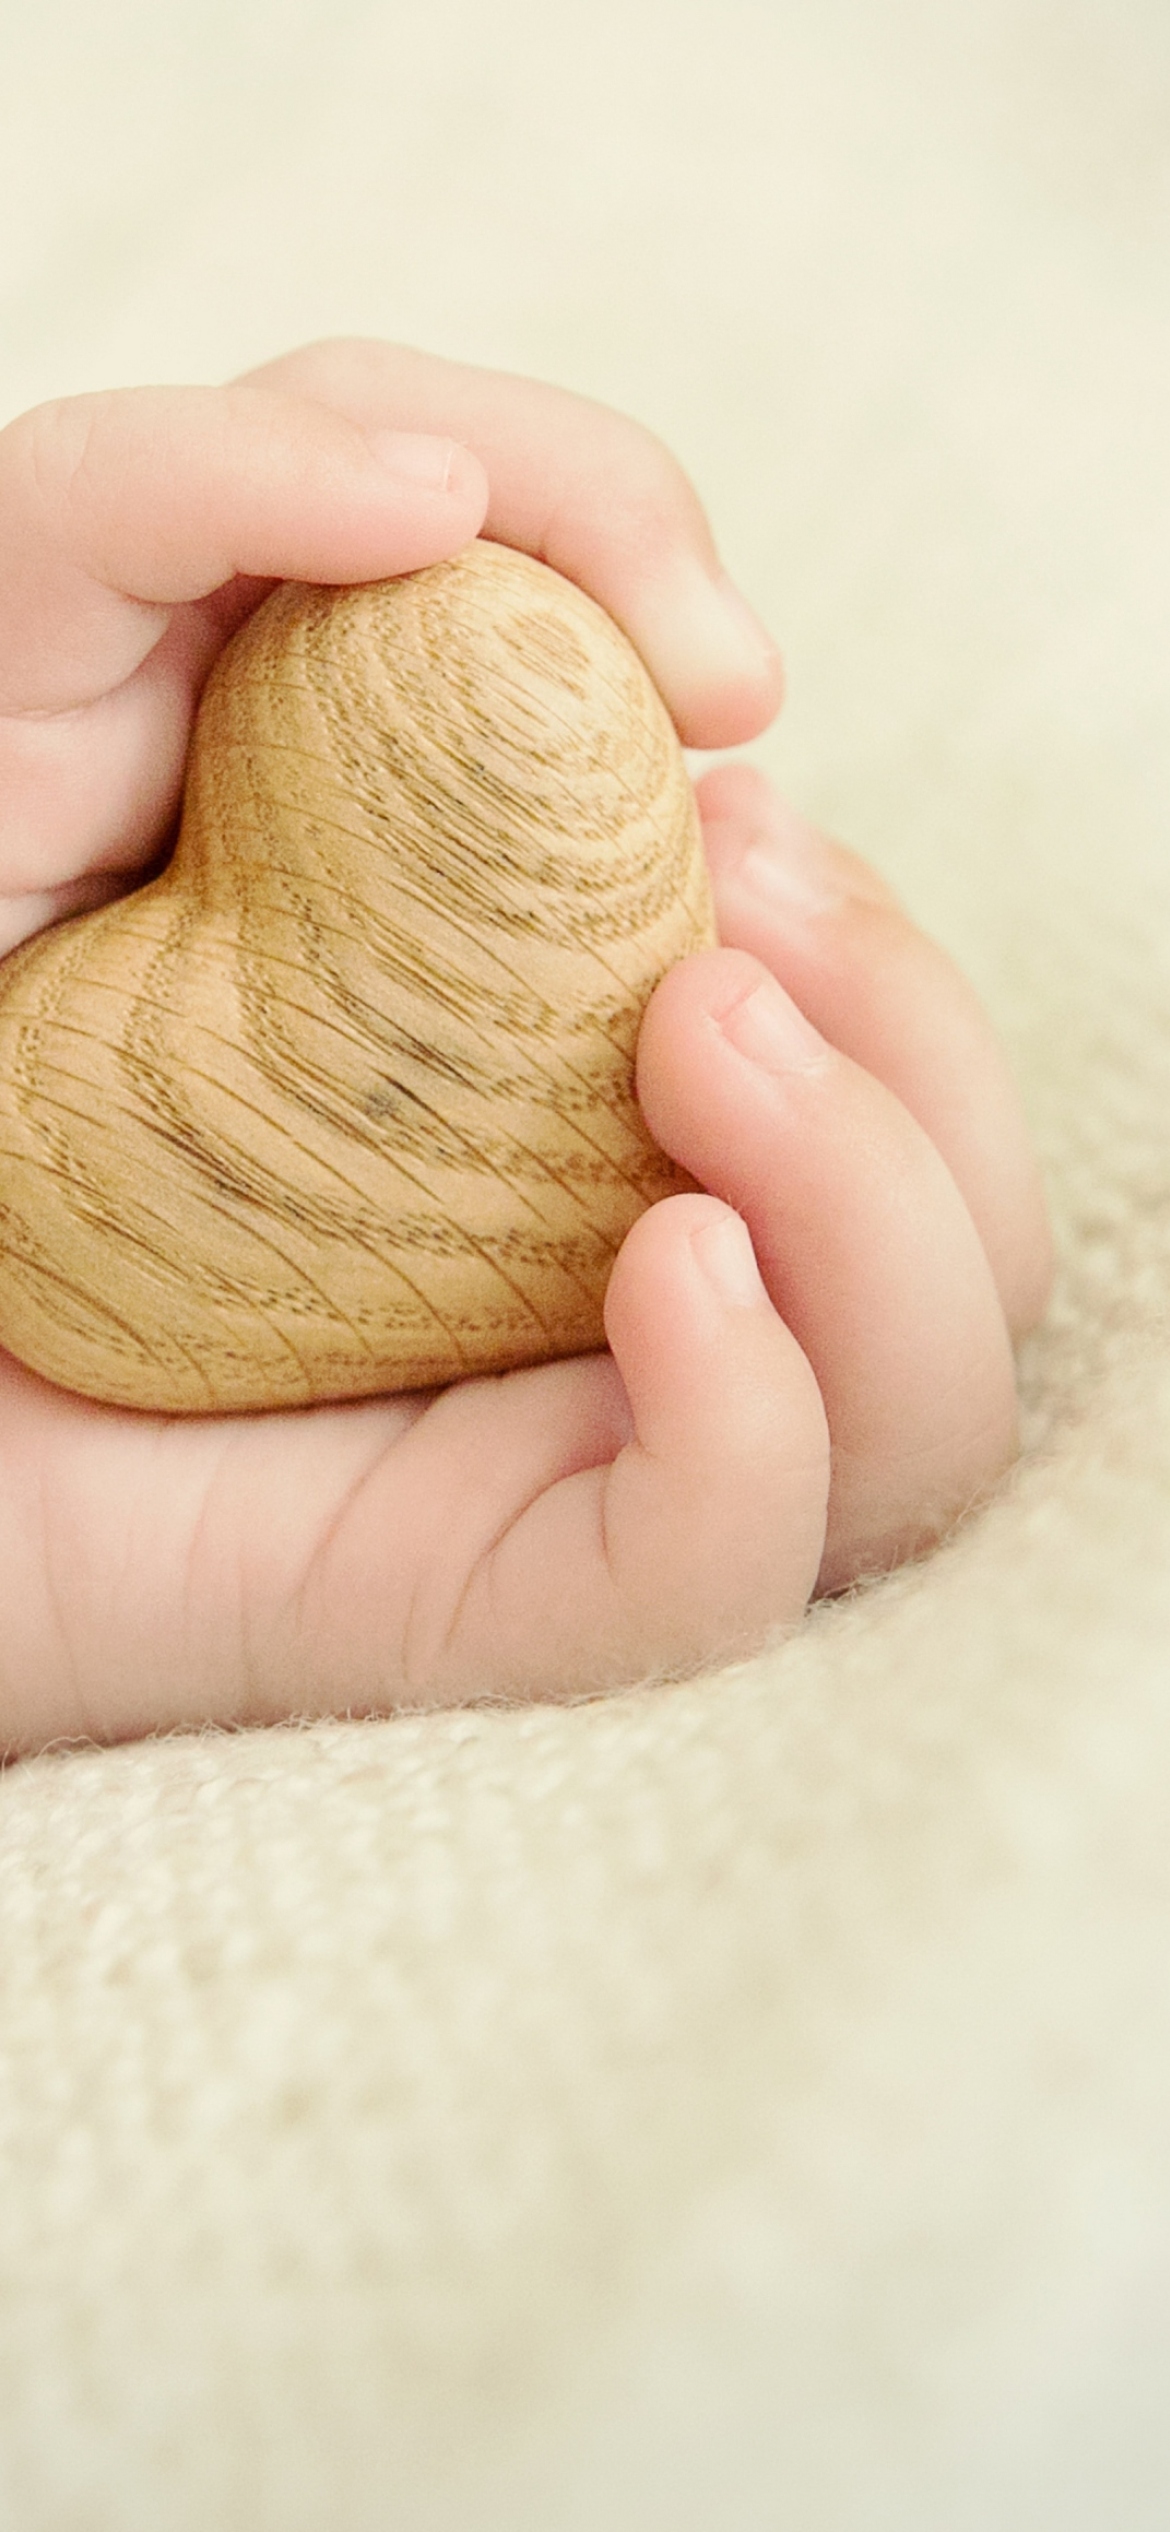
[0, 341, 1051, 1754]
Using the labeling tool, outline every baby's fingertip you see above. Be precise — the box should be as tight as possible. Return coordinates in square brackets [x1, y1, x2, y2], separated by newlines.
[605, 1191, 766, 1357]
[601, 1191, 830, 1634]
[604, 1188, 823, 1438]
[635, 559, 784, 748]
[603, 1193, 719, 1395]
[696, 762, 900, 916]
[688, 1206, 771, 1310]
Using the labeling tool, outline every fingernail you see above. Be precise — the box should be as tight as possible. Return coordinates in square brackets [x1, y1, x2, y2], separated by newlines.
[718, 971, 826, 1075]
[735, 804, 844, 917]
[692, 1211, 769, 1309]
[364, 428, 459, 491]
[731, 808, 898, 918]
[709, 571, 783, 679]
[651, 558, 783, 693]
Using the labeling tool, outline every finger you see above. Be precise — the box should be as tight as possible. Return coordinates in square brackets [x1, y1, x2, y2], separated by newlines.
[637, 949, 1020, 1595]
[698, 762, 1053, 1340]
[253, 1196, 828, 1714]
[0, 382, 487, 714]
[407, 1196, 828, 1693]
[242, 338, 783, 749]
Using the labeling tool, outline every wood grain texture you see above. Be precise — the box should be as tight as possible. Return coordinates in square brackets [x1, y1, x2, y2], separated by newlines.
[0, 540, 715, 1412]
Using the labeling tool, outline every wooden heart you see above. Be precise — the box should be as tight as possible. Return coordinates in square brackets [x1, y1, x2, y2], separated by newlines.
[0, 540, 715, 1412]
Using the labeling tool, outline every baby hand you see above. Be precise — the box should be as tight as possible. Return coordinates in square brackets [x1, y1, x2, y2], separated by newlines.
[0, 341, 1050, 1754]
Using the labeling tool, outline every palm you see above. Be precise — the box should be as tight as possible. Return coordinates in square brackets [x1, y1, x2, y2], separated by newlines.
[0, 1339, 611, 1742]
[0, 1298, 815, 1749]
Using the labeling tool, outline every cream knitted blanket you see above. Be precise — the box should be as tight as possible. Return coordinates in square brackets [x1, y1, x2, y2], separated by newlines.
[1, 2, 1168, 2523]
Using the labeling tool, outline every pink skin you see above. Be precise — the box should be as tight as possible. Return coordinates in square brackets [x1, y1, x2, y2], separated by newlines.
[0, 340, 1051, 1755]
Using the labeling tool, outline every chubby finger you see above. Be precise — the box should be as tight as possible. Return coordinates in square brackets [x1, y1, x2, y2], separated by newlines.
[0, 381, 487, 715]
[433, 1196, 827, 1692]
[637, 948, 1020, 1595]
[698, 762, 1053, 1340]
[272, 1195, 829, 1713]
[242, 338, 783, 749]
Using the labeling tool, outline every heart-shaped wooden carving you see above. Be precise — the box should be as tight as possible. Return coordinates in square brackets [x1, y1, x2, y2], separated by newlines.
[0, 540, 715, 1412]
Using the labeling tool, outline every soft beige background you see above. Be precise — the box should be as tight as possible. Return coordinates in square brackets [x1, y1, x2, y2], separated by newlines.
[1, 2, 1169, 2524]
